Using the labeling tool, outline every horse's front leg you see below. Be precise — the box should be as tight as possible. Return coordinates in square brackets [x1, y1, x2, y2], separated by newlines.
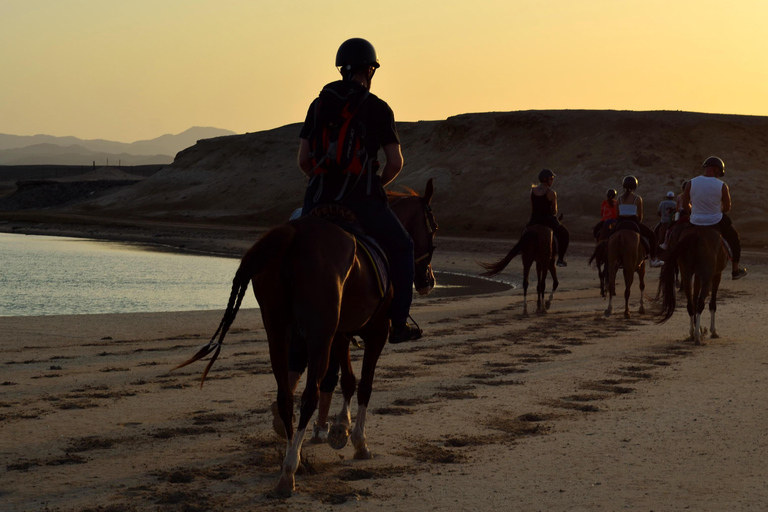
[536, 264, 547, 314]
[351, 315, 389, 460]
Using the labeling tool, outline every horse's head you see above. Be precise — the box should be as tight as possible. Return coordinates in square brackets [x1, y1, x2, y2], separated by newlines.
[389, 178, 438, 295]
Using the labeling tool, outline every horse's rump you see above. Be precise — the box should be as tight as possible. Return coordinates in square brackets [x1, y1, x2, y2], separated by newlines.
[657, 225, 724, 322]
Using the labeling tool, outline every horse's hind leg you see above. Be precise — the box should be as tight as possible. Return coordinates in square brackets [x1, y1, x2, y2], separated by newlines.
[709, 272, 722, 339]
[536, 263, 547, 314]
[276, 322, 336, 494]
[545, 263, 558, 310]
[637, 262, 646, 315]
[328, 335, 356, 450]
[622, 266, 634, 319]
[350, 313, 390, 460]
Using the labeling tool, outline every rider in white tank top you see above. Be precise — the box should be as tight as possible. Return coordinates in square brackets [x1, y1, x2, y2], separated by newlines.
[689, 175, 724, 226]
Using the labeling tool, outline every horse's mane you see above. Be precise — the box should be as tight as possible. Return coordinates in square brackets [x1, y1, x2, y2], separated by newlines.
[386, 187, 419, 198]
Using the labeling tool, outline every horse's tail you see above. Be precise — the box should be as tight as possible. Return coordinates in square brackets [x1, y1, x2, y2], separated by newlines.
[173, 223, 297, 386]
[479, 230, 536, 277]
[588, 240, 607, 266]
[656, 235, 690, 323]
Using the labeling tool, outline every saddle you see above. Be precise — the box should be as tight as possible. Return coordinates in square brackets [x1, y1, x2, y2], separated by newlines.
[310, 204, 390, 297]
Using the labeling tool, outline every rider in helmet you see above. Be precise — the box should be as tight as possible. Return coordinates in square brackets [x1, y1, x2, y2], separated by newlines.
[298, 37, 419, 342]
[527, 168, 569, 266]
[680, 156, 746, 279]
[593, 188, 619, 239]
[291, 38, 420, 441]
[616, 175, 664, 267]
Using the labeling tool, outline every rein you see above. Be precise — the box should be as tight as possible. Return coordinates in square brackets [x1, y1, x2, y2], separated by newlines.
[414, 203, 438, 264]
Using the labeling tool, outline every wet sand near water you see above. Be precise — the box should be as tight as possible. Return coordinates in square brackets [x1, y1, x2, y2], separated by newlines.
[2, 231, 768, 511]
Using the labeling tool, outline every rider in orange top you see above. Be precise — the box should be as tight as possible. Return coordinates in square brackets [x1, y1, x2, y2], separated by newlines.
[593, 188, 618, 239]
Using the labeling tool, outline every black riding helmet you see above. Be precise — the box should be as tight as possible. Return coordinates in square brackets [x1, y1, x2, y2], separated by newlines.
[702, 156, 725, 176]
[336, 38, 380, 80]
[622, 175, 638, 191]
[606, 188, 617, 199]
[538, 168, 555, 182]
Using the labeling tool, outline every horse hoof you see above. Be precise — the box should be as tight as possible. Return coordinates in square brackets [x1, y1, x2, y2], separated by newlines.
[639, 306, 646, 315]
[711, 332, 720, 339]
[354, 447, 373, 460]
[544, 301, 551, 310]
[624, 312, 631, 319]
[604, 309, 612, 317]
[274, 475, 294, 497]
[328, 424, 349, 450]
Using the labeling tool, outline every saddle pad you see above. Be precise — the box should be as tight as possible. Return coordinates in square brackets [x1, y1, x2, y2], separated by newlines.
[355, 234, 390, 298]
[721, 238, 733, 261]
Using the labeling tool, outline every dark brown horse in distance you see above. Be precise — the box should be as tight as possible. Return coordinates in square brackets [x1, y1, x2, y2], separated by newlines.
[174, 179, 437, 495]
[604, 228, 647, 318]
[658, 225, 727, 344]
[480, 224, 558, 315]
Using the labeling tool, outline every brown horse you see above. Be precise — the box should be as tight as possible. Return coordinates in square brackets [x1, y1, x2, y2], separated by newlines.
[588, 220, 617, 297]
[174, 179, 437, 495]
[480, 224, 558, 315]
[604, 228, 647, 318]
[657, 225, 727, 345]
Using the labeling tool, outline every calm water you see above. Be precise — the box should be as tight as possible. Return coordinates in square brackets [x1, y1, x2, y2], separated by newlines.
[0, 233, 512, 317]
[0, 233, 256, 317]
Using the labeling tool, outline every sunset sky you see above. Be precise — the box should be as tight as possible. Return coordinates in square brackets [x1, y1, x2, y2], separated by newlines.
[1, 0, 766, 142]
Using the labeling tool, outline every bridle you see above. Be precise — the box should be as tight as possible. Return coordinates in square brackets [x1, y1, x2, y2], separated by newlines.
[414, 201, 438, 266]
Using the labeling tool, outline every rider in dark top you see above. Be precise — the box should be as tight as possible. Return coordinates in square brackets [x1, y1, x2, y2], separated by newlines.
[526, 168, 569, 267]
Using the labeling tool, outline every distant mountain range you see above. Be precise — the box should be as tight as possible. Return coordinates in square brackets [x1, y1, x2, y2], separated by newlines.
[0, 127, 237, 165]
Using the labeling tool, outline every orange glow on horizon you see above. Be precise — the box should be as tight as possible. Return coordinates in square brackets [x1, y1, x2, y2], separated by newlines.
[1, 0, 766, 141]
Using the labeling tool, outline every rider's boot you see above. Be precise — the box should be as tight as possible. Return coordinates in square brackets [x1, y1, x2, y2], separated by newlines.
[389, 322, 422, 344]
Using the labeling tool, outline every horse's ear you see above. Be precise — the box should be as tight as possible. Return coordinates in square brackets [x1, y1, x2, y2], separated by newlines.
[424, 178, 434, 204]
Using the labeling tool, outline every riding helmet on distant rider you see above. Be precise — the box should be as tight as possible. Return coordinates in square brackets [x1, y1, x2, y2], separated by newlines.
[702, 156, 725, 177]
[622, 175, 638, 191]
[607, 188, 617, 199]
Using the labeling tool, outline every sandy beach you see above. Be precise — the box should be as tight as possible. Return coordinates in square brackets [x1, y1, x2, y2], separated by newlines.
[2, 223, 768, 512]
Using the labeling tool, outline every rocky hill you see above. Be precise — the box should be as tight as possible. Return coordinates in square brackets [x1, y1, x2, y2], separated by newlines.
[48, 110, 768, 245]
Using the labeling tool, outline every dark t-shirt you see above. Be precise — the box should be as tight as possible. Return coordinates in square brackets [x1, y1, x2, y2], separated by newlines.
[299, 82, 400, 162]
[300, 81, 400, 206]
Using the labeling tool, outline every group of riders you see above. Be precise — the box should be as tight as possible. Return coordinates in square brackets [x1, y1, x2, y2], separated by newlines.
[581, 156, 746, 281]
[287, 37, 748, 443]
[525, 158, 747, 282]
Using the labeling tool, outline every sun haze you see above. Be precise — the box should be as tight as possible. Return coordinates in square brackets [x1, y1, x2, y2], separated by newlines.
[1, 0, 766, 142]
